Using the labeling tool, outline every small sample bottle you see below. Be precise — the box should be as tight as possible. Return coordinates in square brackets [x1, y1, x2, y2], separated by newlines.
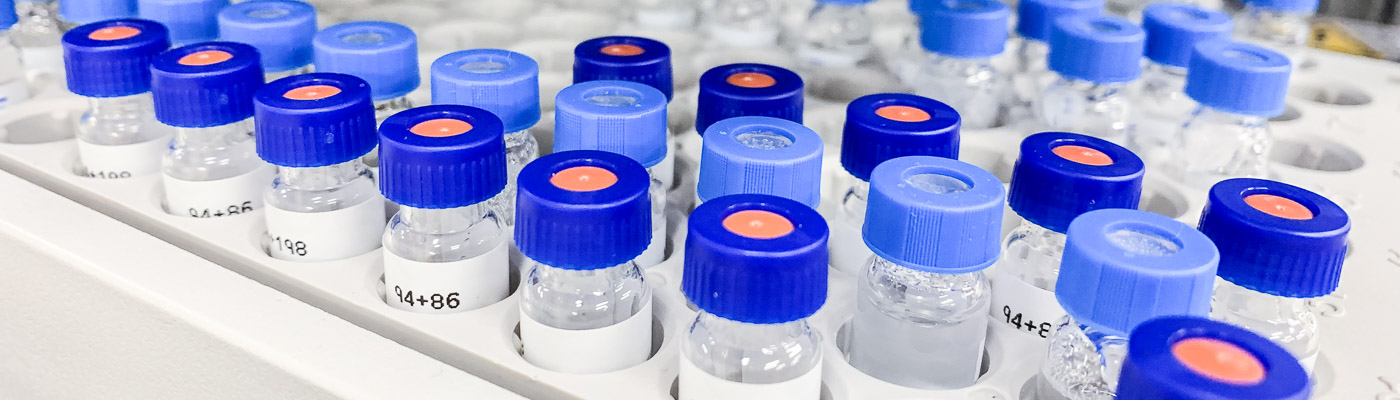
[992, 132, 1144, 340]
[62, 19, 173, 179]
[1167, 41, 1290, 190]
[700, 0, 784, 48]
[680, 194, 827, 400]
[431, 49, 542, 231]
[137, 0, 228, 46]
[152, 42, 274, 218]
[218, 0, 318, 82]
[1130, 3, 1232, 166]
[1117, 316, 1311, 400]
[1035, 209, 1220, 400]
[1235, 0, 1316, 67]
[832, 93, 959, 275]
[12, 0, 65, 80]
[0, 0, 29, 110]
[681, 63, 803, 189]
[553, 80, 670, 268]
[908, 0, 1009, 130]
[696, 116, 822, 209]
[313, 21, 419, 126]
[517, 150, 654, 373]
[59, 0, 137, 28]
[254, 73, 384, 262]
[632, 0, 696, 29]
[1035, 15, 1145, 143]
[1199, 178, 1349, 373]
[847, 155, 1004, 389]
[379, 105, 511, 313]
[794, 0, 874, 68]
[1008, 0, 1102, 121]
[573, 36, 674, 103]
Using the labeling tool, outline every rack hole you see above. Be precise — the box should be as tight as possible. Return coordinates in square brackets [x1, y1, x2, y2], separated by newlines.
[3, 108, 79, 144]
[668, 376, 833, 399]
[512, 311, 665, 372]
[1270, 104, 1302, 122]
[834, 319, 992, 385]
[1269, 137, 1364, 172]
[960, 147, 1015, 183]
[1138, 180, 1189, 220]
[1290, 83, 1372, 106]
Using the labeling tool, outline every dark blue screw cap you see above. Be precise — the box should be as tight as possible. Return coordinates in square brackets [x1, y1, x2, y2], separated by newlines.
[431, 49, 541, 134]
[1016, 0, 1102, 42]
[683, 194, 828, 324]
[314, 21, 419, 102]
[1185, 41, 1292, 118]
[378, 105, 508, 208]
[1198, 178, 1349, 298]
[698, 116, 824, 208]
[61, 0, 137, 24]
[573, 36, 673, 100]
[137, 0, 227, 45]
[254, 73, 377, 167]
[62, 19, 171, 97]
[0, 0, 12, 30]
[1118, 316, 1311, 400]
[695, 63, 804, 136]
[864, 156, 1005, 274]
[515, 150, 652, 270]
[1244, 0, 1319, 13]
[151, 41, 264, 128]
[1048, 15, 1145, 83]
[1057, 209, 1220, 338]
[218, 0, 317, 74]
[1142, 3, 1233, 68]
[1008, 132, 1144, 234]
[919, 0, 1009, 58]
[841, 93, 960, 182]
[553, 80, 669, 168]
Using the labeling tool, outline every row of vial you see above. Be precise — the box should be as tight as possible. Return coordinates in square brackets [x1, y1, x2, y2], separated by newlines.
[33, 2, 1341, 400]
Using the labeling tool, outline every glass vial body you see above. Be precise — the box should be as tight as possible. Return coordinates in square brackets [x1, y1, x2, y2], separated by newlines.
[1210, 279, 1319, 372]
[383, 202, 509, 312]
[911, 54, 1003, 130]
[830, 173, 871, 274]
[491, 129, 540, 228]
[847, 255, 990, 389]
[682, 311, 822, 383]
[1035, 316, 1130, 400]
[12, 0, 63, 76]
[1236, 5, 1310, 67]
[1009, 39, 1052, 121]
[520, 260, 651, 329]
[794, 3, 874, 68]
[1167, 107, 1271, 190]
[1000, 219, 1068, 292]
[1129, 62, 1192, 165]
[384, 203, 505, 264]
[163, 118, 264, 181]
[263, 158, 384, 261]
[700, 0, 783, 48]
[77, 93, 170, 146]
[0, 30, 28, 109]
[1035, 77, 1133, 144]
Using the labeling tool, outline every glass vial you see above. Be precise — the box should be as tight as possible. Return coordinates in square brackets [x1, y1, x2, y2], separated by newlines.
[908, 0, 1010, 130]
[633, 0, 696, 29]
[218, 0, 318, 82]
[1235, 0, 1316, 67]
[1008, 0, 1102, 123]
[12, 0, 64, 80]
[700, 0, 784, 48]
[1035, 15, 1144, 144]
[61, 19, 173, 179]
[1129, 3, 1232, 166]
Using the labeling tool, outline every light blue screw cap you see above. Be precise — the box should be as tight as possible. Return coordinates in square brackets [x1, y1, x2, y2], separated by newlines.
[1185, 41, 1292, 117]
[137, 0, 228, 45]
[1244, 0, 1319, 13]
[1048, 15, 1145, 83]
[61, 0, 137, 24]
[218, 0, 317, 73]
[919, 0, 1009, 58]
[1142, 3, 1233, 68]
[314, 21, 419, 101]
[431, 49, 542, 133]
[863, 156, 1005, 274]
[698, 116, 823, 208]
[1016, 0, 1103, 42]
[553, 80, 668, 168]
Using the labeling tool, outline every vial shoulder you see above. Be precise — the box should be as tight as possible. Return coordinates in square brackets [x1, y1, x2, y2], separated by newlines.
[520, 262, 651, 329]
[860, 257, 991, 325]
[383, 211, 507, 263]
[265, 172, 379, 213]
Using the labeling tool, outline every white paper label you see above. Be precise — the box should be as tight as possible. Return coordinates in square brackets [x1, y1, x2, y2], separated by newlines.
[76, 137, 169, 179]
[163, 166, 274, 219]
[264, 197, 385, 262]
[679, 353, 822, 400]
[989, 268, 1065, 340]
[520, 301, 653, 374]
[828, 220, 872, 276]
[383, 240, 509, 313]
[0, 79, 30, 109]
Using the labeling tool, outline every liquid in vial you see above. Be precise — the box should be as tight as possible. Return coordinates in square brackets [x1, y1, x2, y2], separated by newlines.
[431, 49, 542, 232]
[0, 0, 30, 110]
[680, 194, 827, 400]
[681, 63, 803, 198]
[992, 132, 1144, 342]
[1008, 0, 1102, 123]
[379, 105, 512, 314]
[832, 93, 959, 275]
[907, 0, 1010, 130]
[11, 0, 65, 81]
[1116, 316, 1311, 400]
[1035, 15, 1144, 143]
[846, 155, 1004, 389]
[516, 150, 654, 374]
[1129, 3, 1232, 166]
[700, 0, 784, 48]
[571, 35, 676, 190]
[1166, 41, 1290, 190]
[218, 0, 318, 82]
[553, 80, 671, 268]
[696, 116, 822, 210]
[1034, 208, 1219, 400]
[136, 0, 227, 46]
[151, 42, 274, 219]
[62, 19, 173, 179]
[632, 0, 696, 29]
[1199, 178, 1350, 373]
[1235, 0, 1316, 68]
[254, 73, 384, 262]
[60, 0, 137, 28]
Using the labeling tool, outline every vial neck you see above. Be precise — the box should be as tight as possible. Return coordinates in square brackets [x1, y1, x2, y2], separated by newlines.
[1215, 279, 1311, 318]
[1019, 219, 1067, 250]
[172, 118, 254, 146]
[696, 311, 810, 344]
[88, 93, 155, 117]
[1245, 4, 1313, 19]
[16, 0, 58, 23]
[277, 159, 369, 191]
[929, 53, 994, 69]
[398, 203, 495, 235]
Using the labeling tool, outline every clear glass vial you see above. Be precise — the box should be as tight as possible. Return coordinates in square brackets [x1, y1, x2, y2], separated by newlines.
[1235, 0, 1316, 67]
[1035, 209, 1219, 400]
[1199, 178, 1350, 373]
[633, 0, 696, 29]
[59, 0, 137, 29]
[254, 73, 384, 262]
[0, 0, 30, 110]
[136, 0, 226, 46]
[1116, 316, 1312, 400]
[908, 0, 1010, 130]
[379, 105, 513, 313]
[151, 42, 273, 218]
[1008, 0, 1102, 123]
[794, 0, 874, 68]
[1035, 15, 1144, 144]
[517, 150, 655, 374]
[695, 116, 822, 210]
[12, 0, 64, 78]
[680, 194, 827, 400]
[62, 19, 173, 179]
[847, 156, 1004, 389]
[700, 0, 784, 48]
[218, 0, 318, 82]
[832, 93, 959, 275]
[1130, 3, 1232, 166]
